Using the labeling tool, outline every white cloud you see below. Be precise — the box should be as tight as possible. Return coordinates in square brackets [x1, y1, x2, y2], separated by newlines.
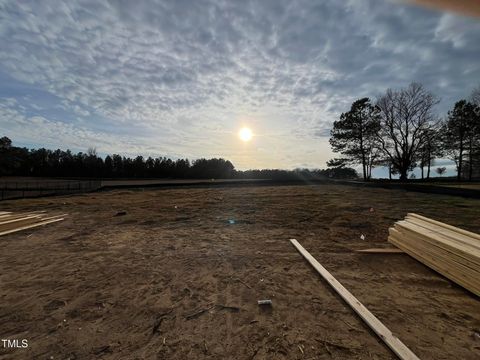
[0, 98, 152, 155]
[434, 13, 480, 48]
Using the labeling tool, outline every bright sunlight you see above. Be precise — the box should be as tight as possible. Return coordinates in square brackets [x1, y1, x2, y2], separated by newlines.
[239, 127, 253, 142]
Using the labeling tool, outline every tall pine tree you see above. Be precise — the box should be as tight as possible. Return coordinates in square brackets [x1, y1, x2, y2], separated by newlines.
[329, 98, 381, 181]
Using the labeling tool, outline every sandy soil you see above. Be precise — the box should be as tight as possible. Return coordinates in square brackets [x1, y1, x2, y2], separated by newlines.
[0, 184, 479, 360]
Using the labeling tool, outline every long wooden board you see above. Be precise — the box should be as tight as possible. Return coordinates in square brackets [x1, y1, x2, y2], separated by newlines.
[0, 216, 47, 233]
[389, 230, 480, 294]
[0, 217, 64, 236]
[407, 213, 480, 242]
[405, 218, 480, 251]
[394, 222, 480, 266]
[0, 214, 43, 226]
[389, 229, 480, 279]
[388, 214, 480, 296]
[400, 219, 480, 252]
[389, 239, 479, 296]
[0, 212, 45, 220]
[356, 248, 404, 254]
[290, 239, 420, 360]
[390, 229, 480, 279]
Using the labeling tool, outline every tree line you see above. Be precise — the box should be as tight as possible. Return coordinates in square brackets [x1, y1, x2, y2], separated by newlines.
[0, 136, 357, 180]
[0, 137, 236, 179]
[329, 83, 480, 181]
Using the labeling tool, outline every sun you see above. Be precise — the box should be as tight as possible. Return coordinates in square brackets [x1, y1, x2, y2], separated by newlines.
[239, 127, 253, 142]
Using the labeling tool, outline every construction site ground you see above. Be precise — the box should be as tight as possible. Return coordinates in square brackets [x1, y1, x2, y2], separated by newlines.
[1, 184, 479, 359]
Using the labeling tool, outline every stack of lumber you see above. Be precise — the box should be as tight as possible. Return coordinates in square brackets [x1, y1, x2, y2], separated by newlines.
[388, 213, 480, 297]
[0, 211, 66, 236]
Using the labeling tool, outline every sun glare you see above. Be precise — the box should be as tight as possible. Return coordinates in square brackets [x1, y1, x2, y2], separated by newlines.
[239, 127, 253, 142]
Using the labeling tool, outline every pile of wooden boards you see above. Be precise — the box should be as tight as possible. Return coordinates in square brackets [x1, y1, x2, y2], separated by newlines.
[0, 211, 66, 236]
[388, 213, 480, 297]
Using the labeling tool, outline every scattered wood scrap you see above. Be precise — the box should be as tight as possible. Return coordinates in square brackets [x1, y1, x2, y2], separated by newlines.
[356, 248, 404, 254]
[290, 238, 420, 360]
[0, 211, 66, 236]
[388, 213, 480, 297]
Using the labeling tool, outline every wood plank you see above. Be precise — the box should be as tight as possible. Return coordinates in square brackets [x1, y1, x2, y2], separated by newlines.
[0, 211, 46, 218]
[407, 213, 480, 242]
[0, 213, 31, 220]
[0, 216, 47, 232]
[405, 217, 480, 250]
[388, 214, 480, 297]
[389, 230, 480, 296]
[388, 229, 480, 287]
[0, 211, 47, 222]
[0, 217, 64, 237]
[356, 248, 404, 254]
[388, 229, 480, 288]
[391, 234, 480, 280]
[0, 213, 15, 218]
[0, 214, 19, 220]
[388, 234, 465, 285]
[391, 228, 480, 274]
[401, 219, 480, 251]
[0, 214, 43, 226]
[290, 239, 420, 360]
[395, 222, 480, 266]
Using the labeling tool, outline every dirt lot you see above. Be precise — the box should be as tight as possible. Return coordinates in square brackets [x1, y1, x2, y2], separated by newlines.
[1, 184, 479, 359]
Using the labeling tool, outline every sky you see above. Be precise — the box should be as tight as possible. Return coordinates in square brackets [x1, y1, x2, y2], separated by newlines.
[0, 0, 479, 175]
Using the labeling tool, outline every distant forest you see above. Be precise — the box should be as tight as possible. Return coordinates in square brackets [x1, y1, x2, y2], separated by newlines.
[0, 136, 357, 180]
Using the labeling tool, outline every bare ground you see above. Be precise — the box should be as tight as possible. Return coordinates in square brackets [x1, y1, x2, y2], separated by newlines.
[0, 184, 479, 360]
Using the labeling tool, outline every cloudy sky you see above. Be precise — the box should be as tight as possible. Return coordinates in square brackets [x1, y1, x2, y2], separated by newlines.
[1, 0, 479, 171]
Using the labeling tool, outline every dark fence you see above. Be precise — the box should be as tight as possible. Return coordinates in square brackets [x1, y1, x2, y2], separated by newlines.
[0, 180, 102, 201]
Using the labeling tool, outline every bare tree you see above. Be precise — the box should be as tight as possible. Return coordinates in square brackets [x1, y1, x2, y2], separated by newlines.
[376, 83, 439, 181]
